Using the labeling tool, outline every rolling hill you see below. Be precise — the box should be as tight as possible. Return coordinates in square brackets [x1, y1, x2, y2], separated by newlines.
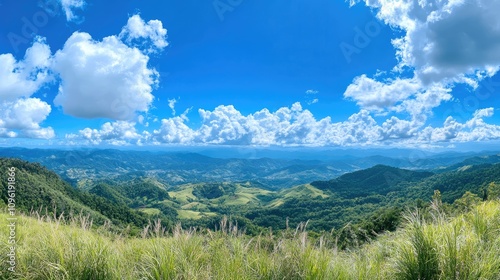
[311, 164, 434, 198]
[2, 148, 499, 190]
[3, 155, 500, 237]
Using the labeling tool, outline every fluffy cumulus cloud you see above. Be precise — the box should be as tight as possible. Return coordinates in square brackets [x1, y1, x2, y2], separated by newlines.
[52, 14, 168, 120]
[52, 32, 157, 120]
[344, 75, 453, 123]
[0, 14, 167, 139]
[419, 108, 500, 143]
[344, 75, 420, 112]
[153, 104, 500, 146]
[0, 38, 52, 101]
[59, 0, 85, 22]
[0, 98, 55, 139]
[345, 0, 498, 116]
[341, 0, 500, 145]
[351, 0, 500, 84]
[68, 103, 500, 147]
[119, 14, 169, 53]
[346, 0, 500, 89]
[0, 38, 54, 139]
[149, 103, 405, 146]
[153, 117, 195, 144]
[67, 121, 142, 145]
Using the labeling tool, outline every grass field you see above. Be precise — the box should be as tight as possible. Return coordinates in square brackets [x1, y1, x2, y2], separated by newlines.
[176, 209, 216, 220]
[166, 182, 328, 220]
[139, 208, 162, 215]
[168, 185, 197, 204]
[282, 184, 329, 199]
[2, 201, 500, 279]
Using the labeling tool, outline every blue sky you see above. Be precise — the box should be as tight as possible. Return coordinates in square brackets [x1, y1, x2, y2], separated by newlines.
[1, 0, 500, 148]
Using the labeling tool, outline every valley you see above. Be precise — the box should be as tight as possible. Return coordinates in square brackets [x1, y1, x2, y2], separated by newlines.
[2, 148, 500, 236]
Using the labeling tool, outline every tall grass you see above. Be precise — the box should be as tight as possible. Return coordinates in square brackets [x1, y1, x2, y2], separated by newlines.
[393, 209, 439, 280]
[1, 201, 500, 279]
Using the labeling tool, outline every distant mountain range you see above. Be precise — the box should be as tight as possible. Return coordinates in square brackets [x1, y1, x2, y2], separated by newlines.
[0, 148, 499, 189]
[3, 154, 500, 234]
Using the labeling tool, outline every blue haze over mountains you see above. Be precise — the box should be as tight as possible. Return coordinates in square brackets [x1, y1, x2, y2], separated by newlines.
[1, 148, 499, 189]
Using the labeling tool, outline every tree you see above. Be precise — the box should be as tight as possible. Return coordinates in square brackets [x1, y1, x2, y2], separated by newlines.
[432, 190, 442, 208]
[487, 182, 500, 200]
[454, 191, 481, 212]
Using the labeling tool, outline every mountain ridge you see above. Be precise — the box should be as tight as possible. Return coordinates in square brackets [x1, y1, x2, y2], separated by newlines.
[2, 147, 500, 189]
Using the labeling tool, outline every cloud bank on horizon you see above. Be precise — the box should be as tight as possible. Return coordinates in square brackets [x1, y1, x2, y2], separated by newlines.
[1, 0, 500, 148]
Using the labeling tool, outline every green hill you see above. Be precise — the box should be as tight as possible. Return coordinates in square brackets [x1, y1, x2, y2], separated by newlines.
[311, 164, 434, 198]
[73, 163, 500, 236]
[0, 158, 152, 232]
[419, 163, 500, 202]
[241, 164, 500, 232]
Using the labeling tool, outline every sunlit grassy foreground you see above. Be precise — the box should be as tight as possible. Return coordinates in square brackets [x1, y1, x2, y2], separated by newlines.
[1, 201, 500, 279]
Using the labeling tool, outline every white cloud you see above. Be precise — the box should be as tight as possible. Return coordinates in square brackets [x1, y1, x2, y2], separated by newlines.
[419, 108, 500, 143]
[0, 37, 52, 101]
[197, 105, 250, 144]
[52, 31, 158, 120]
[0, 129, 17, 138]
[52, 14, 168, 120]
[473, 108, 494, 119]
[153, 117, 195, 144]
[168, 98, 177, 116]
[343, 0, 500, 136]
[151, 103, 384, 146]
[23, 127, 56, 139]
[305, 89, 319, 95]
[67, 121, 141, 145]
[119, 14, 169, 53]
[343, 75, 453, 124]
[353, 0, 500, 85]
[0, 98, 55, 139]
[326, 109, 382, 146]
[1, 15, 168, 139]
[395, 84, 453, 123]
[420, 116, 463, 142]
[344, 75, 421, 112]
[65, 103, 500, 147]
[0, 38, 54, 139]
[154, 104, 500, 146]
[59, 0, 85, 22]
[0, 98, 51, 129]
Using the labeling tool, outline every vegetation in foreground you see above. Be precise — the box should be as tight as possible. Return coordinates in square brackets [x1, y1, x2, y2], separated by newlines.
[2, 199, 500, 279]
